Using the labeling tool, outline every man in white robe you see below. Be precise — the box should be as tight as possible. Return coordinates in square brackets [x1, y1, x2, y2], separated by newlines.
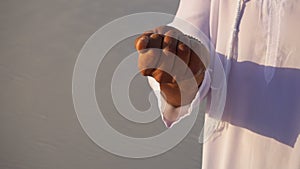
[135, 0, 300, 168]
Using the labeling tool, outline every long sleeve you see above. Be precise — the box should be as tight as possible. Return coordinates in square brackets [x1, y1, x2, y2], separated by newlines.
[172, 0, 211, 38]
[147, 0, 212, 128]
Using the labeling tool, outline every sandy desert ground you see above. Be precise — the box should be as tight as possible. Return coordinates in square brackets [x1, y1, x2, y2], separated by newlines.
[0, 0, 206, 169]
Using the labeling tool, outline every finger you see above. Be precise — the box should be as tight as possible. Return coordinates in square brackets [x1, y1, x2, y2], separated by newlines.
[135, 35, 149, 51]
[172, 35, 191, 82]
[185, 38, 206, 79]
[147, 33, 163, 48]
[162, 30, 178, 54]
[153, 30, 178, 83]
[138, 33, 163, 76]
[177, 35, 191, 64]
[134, 30, 153, 50]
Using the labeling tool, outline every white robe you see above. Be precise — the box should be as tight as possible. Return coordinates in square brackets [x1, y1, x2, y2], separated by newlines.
[148, 0, 300, 168]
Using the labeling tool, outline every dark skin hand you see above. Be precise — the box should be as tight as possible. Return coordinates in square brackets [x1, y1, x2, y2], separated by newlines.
[135, 26, 208, 121]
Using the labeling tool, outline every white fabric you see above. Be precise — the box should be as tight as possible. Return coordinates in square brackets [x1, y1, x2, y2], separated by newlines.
[148, 0, 300, 168]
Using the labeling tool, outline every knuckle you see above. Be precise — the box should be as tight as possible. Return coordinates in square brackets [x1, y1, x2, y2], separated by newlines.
[178, 43, 188, 53]
[164, 30, 179, 41]
[150, 33, 160, 39]
[163, 36, 178, 52]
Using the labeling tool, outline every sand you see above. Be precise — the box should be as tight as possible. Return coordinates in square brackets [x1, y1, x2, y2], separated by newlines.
[0, 0, 205, 168]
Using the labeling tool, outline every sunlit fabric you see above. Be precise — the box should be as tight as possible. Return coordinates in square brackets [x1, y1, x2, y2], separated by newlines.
[148, 0, 300, 168]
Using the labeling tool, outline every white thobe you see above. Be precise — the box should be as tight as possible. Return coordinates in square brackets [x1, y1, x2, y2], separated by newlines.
[148, 0, 300, 168]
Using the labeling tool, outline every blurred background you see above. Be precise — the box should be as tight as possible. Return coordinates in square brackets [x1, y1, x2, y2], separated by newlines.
[0, 0, 205, 168]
